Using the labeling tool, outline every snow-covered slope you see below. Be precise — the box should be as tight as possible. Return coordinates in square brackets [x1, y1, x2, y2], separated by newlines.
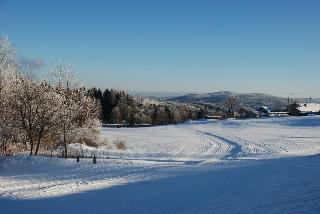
[1, 116, 320, 214]
[101, 116, 320, 160]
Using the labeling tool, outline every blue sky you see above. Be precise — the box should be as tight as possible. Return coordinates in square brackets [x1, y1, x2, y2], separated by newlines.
[1, 0, 320, 97]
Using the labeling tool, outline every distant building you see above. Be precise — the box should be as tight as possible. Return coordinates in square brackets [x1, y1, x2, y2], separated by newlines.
[102, 124, 151, 128]
[257, 106, 288, 117]
[257, 106, 271, 117]
[206, 115, 224, 120]
[297, 103, 320, 115]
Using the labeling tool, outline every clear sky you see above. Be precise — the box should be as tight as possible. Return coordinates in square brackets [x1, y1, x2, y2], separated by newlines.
[1, 0, 319, 97]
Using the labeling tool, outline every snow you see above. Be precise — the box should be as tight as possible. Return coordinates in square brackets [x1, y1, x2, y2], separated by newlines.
[298, 103, 320, 113]
[1, 116, 320, 213]
[100, 116, 320, 160]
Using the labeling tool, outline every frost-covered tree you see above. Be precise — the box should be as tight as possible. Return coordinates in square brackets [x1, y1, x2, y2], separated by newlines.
[0, 34, 17, 80]
[11, 77, 49, 155]
[32, 82, 66, 155]
[0, 34, 20, 154]
[1, 35, 102, 156]
[50, 64, 101, 158]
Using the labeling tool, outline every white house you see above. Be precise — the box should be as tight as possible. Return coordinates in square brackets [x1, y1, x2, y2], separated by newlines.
[298, 103, 320, 115]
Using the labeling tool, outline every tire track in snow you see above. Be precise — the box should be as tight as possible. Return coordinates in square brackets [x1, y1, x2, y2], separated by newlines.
[177, 126, 222, 158]
[194, 130, 222, 156]
[200, 131, 242, 159]
[179, 125, 242, 160]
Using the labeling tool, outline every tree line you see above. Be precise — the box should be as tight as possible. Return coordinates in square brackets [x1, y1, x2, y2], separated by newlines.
[86, 88, 223, 125]
[0, 35, 101, 157]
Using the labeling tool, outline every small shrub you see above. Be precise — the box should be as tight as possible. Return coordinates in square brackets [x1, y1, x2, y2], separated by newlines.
[114, 138, 127, 158]
[81, 137, 98, 148]
[100, 137, 112, 158]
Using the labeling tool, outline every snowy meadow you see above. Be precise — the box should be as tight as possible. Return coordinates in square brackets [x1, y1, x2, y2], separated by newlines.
[1, 116, 320, 214]
[2, 1, 320, 213]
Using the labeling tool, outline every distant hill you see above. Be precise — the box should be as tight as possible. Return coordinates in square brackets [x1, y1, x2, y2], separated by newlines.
[129, 91, 189, 99]
[167, 91, 320, 110]
[168, 91, 235, 104]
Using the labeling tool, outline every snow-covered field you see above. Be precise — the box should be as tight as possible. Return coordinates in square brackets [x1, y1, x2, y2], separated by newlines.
[1, 116, 320, 213]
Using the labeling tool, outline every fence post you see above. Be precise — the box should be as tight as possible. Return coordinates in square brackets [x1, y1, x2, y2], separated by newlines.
[93, 154, 97, 164]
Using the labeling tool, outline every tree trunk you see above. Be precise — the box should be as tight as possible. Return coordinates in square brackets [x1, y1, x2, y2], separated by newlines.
[34, 137, 41, 155]
[63, 131, 67, 158]
[29, 138, 34, 155]
[34, 130, 44, 155]
[3, 139, 7, 155]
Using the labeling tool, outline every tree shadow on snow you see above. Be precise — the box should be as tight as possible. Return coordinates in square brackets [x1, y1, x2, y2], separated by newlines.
[1, 154, 320, 214]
